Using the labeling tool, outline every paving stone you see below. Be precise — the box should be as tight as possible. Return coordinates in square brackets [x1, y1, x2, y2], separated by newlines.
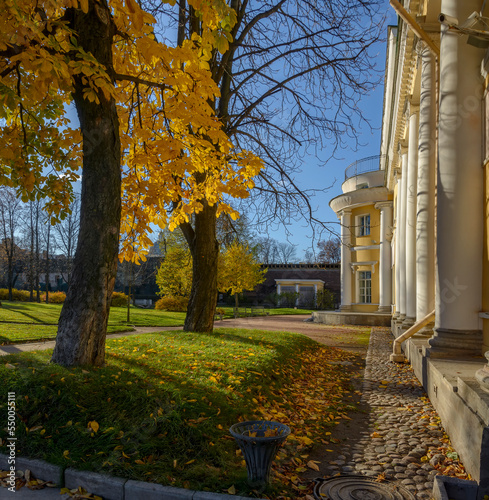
[324, 327, 469, 500]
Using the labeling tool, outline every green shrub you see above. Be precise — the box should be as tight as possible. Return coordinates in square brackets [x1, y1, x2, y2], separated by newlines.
[0, 288, 31, 301]
[155, 296, 188, 312]
[316, 289, 335, 310]
[40, 291, 67, 303]
[111, 292, 128, 307]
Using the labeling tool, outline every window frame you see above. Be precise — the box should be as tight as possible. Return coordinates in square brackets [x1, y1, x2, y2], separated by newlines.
[357, 213, 371, 237]
[358, 270, 372, 304]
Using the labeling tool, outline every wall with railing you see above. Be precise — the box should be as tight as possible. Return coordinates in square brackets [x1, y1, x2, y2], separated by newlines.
[344, 154, 385, 181]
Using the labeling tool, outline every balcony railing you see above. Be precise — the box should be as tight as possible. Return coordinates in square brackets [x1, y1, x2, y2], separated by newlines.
[344, 154, 385, 181]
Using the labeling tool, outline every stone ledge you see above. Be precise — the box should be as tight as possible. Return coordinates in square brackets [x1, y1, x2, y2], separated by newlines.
[0, 453, 262, 499]
[0, 453, 63, 486]
[65, 468, 127, 500]
[432, 475, 478, 500]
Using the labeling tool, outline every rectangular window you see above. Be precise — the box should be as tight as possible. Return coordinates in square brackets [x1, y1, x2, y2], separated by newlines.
[358, 271, 372, 304]
[358, 214, 370, 236]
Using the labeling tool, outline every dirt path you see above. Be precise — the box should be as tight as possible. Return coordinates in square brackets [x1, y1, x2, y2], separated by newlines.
[213, 315, 370, 355]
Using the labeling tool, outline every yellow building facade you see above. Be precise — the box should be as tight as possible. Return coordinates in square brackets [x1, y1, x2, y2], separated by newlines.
[329, 158, 393, 314]
[331, 0, 489, 487]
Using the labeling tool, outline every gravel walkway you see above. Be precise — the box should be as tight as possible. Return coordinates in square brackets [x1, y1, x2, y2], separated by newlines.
[316, 326, 467, 499]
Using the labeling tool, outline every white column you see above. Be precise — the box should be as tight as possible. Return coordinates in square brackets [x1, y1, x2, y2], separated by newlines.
[376, 202, 393, 313]
[416, 44, 436, 322]
[394, 173, 403, 318]
[404, 108, 419, 327]
[340, 210, 352, 311]
[399, 152, 409, 320]
[295, 283, 299, 307]
[428, 0, 484, 357]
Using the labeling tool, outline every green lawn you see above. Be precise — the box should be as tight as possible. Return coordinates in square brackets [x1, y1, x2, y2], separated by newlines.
[0, 303, 186, 344]
[0, 303, 314, 344]
[218, 306, 313, 318]
[0, 328, 360, 498]
[0, 324, 135, 345]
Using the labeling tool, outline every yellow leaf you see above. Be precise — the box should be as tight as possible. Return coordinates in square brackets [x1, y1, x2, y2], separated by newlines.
[80, 0, 89, 13]
[88, 421, 99, 433]
[63, 450, 70, 459]
[227, 485, 236, 495]
[307, 460, 320, 472]
[185, 459, 195, 465]
[209, 376, 218, 383]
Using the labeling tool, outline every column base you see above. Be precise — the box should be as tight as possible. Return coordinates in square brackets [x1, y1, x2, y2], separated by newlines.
[424, 328, 483, 358]
[378, 305, 392, 313]
[401, 317, 415, 330]
[340, 305, 352, 312]
[413, 324, 435, 339]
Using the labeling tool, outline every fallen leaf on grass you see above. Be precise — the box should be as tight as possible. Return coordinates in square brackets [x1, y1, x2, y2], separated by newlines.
[227, 485, 236, 495]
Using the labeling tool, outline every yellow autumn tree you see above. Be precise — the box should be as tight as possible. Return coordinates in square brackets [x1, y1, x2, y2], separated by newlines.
[0, 0, 262, 366]
[218, 241, 266, 308]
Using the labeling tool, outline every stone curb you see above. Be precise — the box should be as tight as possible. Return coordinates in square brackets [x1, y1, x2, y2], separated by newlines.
[0, 454, 63, 485]
[65, 469, 126, 500]
[431, 475, 478, 500]
[0, 454, 260, 499]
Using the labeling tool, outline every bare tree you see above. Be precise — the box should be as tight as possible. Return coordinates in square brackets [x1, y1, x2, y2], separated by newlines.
[275, 241, 297, 264]
[144, 0, 384, 332]
[53, 195, 80, 286]
[254, 236, 279, 264]
[0, 187, 23, 301]
[317, 237, 341, 264]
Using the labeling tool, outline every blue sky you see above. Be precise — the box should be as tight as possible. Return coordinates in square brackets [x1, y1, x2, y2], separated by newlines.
[66, 1, 398, 259]
[266, 2, 399, 258]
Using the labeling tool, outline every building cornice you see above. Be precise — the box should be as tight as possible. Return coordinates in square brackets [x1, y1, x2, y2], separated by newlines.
[329, 187, 392, 215]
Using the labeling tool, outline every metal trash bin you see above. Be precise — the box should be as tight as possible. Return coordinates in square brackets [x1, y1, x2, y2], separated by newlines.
[229, 420, 290, 489]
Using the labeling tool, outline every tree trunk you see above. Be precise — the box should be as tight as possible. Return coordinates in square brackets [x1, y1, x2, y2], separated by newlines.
[29, 205, 34, 301]
[51, 0, 121, 367]
[45, 223, 50, 303]
[35, 205, 40, 303]
[181, 203, 219, 332]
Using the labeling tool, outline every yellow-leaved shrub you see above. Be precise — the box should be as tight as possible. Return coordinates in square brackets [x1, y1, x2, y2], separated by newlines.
[155, 296, 188, 312]
[111, 292, 128, 307]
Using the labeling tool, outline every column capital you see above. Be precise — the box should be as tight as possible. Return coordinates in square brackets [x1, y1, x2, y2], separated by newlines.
[415, 35, 440, 56]
[398, 142, 408, 156]
[339, 209, 352, 217]
[407, 100, 420, 116]
[375, 201, 393, 210]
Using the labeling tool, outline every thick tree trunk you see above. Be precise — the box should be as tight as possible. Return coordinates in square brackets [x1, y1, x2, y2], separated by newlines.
[51, 0, 121, 367]
[181, 203, 219, 332]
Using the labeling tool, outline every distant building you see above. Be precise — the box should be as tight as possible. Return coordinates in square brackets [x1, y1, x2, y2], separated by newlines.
[244, 263, 340, 308]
